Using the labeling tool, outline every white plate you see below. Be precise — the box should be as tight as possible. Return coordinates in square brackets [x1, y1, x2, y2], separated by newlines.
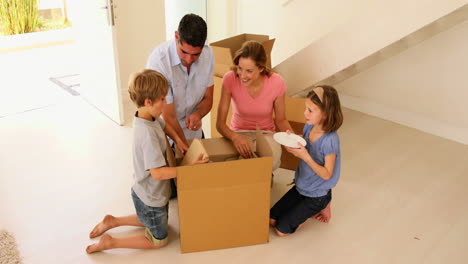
[273, 132, 306, 148]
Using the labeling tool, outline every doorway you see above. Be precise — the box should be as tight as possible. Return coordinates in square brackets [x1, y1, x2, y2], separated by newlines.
[0, 0, 207, 123]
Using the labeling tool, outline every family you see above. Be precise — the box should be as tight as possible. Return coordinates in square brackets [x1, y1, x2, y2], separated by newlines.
[86, 14, 343, 254]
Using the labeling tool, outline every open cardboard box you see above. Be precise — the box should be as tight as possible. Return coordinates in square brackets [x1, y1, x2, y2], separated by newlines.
[167, 128, 273, 253]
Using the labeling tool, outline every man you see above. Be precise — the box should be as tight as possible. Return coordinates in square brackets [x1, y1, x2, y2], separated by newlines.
[146, 13, 214, 147]
[146, 13, 214, 198]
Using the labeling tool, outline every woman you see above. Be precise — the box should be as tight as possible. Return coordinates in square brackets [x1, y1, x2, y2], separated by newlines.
[216, 40, 293, 171]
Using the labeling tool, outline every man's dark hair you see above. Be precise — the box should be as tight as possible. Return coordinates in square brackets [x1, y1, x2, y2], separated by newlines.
[178, 14, 207, 47]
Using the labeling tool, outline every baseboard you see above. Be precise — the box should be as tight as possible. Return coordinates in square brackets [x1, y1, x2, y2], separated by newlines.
[339, 93, 468, 145]
[0, 28, 75, 54]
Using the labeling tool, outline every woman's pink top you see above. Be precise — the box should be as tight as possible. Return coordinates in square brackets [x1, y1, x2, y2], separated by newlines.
[222, 71, 287, 132]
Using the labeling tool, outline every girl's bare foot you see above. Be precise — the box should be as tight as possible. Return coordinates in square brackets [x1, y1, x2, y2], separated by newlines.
[275, 221, 306, 237]
[86, 234, 113, 254]
[311, 202, 332, 223]
[297, 222, 305, 230]
[89, 215, 116, 238]
[274, 228, 289, 237]
[269, 218, 277, 227]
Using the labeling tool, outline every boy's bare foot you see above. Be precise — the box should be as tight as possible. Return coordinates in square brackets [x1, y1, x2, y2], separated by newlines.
[311, 202, 332, 223]
[86, 234, 113, 254]
[89, 215, 116, 238]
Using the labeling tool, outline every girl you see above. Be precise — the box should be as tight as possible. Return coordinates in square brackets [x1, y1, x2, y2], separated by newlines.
[270, 85, 343, 236]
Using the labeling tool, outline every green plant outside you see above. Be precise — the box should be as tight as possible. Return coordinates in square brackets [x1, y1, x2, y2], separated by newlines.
[0, 0, 39, 35]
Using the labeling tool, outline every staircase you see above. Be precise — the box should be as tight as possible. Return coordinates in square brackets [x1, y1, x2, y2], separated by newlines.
[274, 1, 468, 97]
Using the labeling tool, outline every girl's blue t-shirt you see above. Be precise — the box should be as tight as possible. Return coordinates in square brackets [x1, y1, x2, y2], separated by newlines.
[295, 124, 341, 197]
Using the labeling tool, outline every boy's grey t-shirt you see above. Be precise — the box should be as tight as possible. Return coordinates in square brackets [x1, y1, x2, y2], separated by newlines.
[132, 114, 170, 207]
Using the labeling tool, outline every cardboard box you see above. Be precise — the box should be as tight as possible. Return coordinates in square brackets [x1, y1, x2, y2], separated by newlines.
[170, 129, 273, 253]
[210, 34, 275, 138]
[279, 97, 306, 170]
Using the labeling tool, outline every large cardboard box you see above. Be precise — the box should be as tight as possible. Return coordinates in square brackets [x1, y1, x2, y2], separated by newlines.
[171, 129, 273, 253]
[210, 34, 275, 138]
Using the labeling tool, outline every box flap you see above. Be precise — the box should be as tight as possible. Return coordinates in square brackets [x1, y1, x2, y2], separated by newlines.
[180, 139, 209, 166]
[211, 33, 269, 51]
[199, 137, 255, 162]
[211, 34, 274, 78]
[200, 137, 236, 153]
[261, 38, 275, 69]
[243, 33, 270, 43]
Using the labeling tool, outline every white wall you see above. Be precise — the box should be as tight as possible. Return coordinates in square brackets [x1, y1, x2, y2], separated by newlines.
[39, 0, 62, 9]
[208, 0, 468, 144]
[235, 0, 373, 65]
[207, 0, 236, 43]
[336, 20, 468, 145]
[165, 0, 207, 41]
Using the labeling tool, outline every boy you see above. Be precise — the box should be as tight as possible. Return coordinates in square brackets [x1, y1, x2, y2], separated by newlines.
[86, 69, 207, 253]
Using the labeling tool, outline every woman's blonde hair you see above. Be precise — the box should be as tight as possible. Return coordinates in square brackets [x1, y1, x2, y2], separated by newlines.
[231, 40, 272, 76]
[128, 69, 169, 107]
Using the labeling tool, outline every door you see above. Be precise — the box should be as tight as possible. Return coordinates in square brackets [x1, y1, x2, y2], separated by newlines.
[71, 0, 168, 125]
[72, 0, 123, 125]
